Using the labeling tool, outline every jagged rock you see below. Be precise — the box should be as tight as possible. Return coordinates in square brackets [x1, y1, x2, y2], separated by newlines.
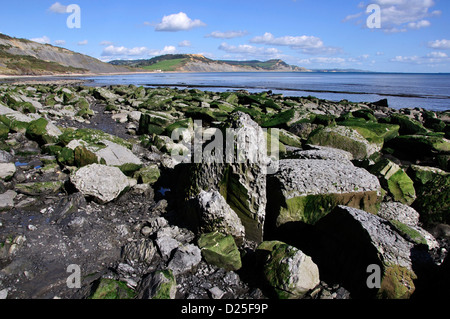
[122, 239, 156, 266]
[194, 190, 245, 243]
[378, 202, 439, 249]
[267, 159, 381, 227]
[178, 111, 269, 243]
[378, 202, 420, 227]
[257, 241, 320, 299]
[315, 205, 417, 299]
[139, 270, 177, 299]
[0, 150, 14, 163]
[197, 232, 242, 271]
[167, 244, 202, 276]
[370, 159, 416, 205]
[70, 164, 131, 203]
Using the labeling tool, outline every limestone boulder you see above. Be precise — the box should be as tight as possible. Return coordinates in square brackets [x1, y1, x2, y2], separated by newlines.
[70, 164, 131, 203]
[267, 159, 381, 227]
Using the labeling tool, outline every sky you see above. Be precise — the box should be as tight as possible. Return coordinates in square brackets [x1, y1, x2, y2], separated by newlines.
[0, 0, 450, 72]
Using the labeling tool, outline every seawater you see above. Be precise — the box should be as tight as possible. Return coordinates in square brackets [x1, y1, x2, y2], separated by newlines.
[79, 72, 450, 111]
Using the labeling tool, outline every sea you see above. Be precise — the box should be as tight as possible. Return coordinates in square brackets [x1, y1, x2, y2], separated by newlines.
[78, 72, 450, 112]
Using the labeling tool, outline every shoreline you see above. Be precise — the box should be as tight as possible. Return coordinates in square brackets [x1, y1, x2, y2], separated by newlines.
[1, 72, 449, 112]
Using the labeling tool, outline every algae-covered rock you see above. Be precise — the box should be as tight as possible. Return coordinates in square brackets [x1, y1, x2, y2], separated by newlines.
[387, 135, 450, 161]
[26, 118, 62, 145]
[90, 278, 135, 299]
[0, 122, 9, 139]
[370, 159, 416, 205]
[74, 146, 98, 167]
[381, 113, 428, 135]
[15, 181, 64, 196]
[267, 159, 381, 227]
[198, 231, 242, 271]
[408, 165, 450, 225]
[140, 270, 177, 299]
[338, 118, 400, 143]
[257, 241, 320, 299]
[133, 164, 160, 185]
[315, 206, 417, 299]
[307, 125, 382, 160]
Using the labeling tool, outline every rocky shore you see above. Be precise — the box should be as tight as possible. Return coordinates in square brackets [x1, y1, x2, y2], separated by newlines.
[0, 82, 449, 300]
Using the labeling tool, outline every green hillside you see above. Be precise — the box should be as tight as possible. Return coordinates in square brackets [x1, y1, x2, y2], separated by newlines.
[142, 58, 188, 71]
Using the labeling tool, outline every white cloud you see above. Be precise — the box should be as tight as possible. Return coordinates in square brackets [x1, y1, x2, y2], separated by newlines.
[101, 45, 177, 59]
[428, 39, 450, 50]
[345, 0, 440, 32]
[178, 40, 192, 47]
[205, 30, 248, 39]
[155, 12, 206, 32]
[218, 42, 282, 58]
[298, 57, 347, 65]
[100, 41, 113, 46]
[391, 51, 449, 64]
[250, 32, 340, 55]
[48, 2, 67, 14]
[407, 19, 431, 29]
[151, 46, 177, 56]
[31, 36, 50, 44]
[77, 40, 88, 46]
[54, 40, 66, 46]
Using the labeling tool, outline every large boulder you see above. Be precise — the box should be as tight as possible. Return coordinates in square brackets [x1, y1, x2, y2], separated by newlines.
[256, 241, 320, 299]
[407, 165, 450, 225]
[266, 159, 381, 227]
[307, 125, 382, 160]
[315, 206, 417, 299]
[177, 112, 270, 243]
[378, 202, 439, 249]
[193, 190, 245, 243]
[198, 231, 242, 271]
[70, 164, 131, 203]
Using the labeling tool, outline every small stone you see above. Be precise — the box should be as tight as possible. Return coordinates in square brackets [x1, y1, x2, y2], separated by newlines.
[209, 286, 225, 299]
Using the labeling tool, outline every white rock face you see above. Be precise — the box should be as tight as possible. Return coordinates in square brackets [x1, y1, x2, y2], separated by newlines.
[195, 190, 246, 242]
[95, 140, 142, 166]
[275, 159, 381, 199]
[0, 190, 17, 211]
[70, 164, 130, 203]
[0, 163, 16, 180]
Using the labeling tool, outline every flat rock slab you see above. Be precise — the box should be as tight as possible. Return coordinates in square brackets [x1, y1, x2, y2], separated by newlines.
[267, 159, 381, 226]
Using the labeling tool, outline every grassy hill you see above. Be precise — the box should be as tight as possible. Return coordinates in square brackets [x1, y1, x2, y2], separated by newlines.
[0, 33, 131, 76]
[110, 54, 310, 72]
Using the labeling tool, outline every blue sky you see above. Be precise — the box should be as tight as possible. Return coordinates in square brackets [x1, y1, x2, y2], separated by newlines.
[1, 0, 449, 72]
